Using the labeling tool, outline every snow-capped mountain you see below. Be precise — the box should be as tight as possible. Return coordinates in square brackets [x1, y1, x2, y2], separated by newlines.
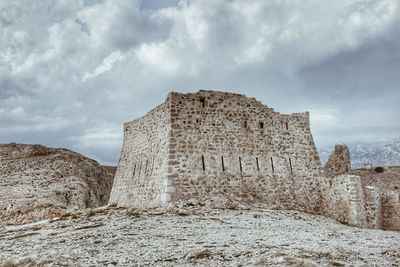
[318, 140, 400, 168]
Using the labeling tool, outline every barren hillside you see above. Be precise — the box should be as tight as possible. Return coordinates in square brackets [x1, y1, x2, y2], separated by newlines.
[0, 143, 116, 226]
[0, 206, 399, 266]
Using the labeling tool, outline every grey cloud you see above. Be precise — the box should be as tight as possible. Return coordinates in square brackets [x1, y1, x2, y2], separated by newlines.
[1, 0, 399, 165]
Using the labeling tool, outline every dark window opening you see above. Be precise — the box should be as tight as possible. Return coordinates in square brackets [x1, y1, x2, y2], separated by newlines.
[270, 157, 274, 173]
[244, 121, 247, 128]
[289, 158, 293, 173]
[200, 98, 205, 108]
[256, 157, 260, 171]
[138, 162, 142, 176]
[151, 157, 155, 174]
[259, 122, 264, 129]
[201, 155, 205, 171]
[144, 159, 148, 173]
[221, 156, 225, 172]
[285, 122, 289, 130]
[132, 163, 136, 177]
[196, 119, 200, 123]
[239, 157, 243, 172]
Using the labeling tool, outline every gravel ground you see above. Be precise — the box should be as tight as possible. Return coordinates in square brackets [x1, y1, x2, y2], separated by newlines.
[0, 206, 399, 266]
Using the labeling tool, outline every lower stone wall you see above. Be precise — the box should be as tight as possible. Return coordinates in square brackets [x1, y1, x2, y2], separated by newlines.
[364, 186, 382, 229]
[320, 175, 367, 228]
[167, 171, 323, 213]
[382, 191, 400, 231]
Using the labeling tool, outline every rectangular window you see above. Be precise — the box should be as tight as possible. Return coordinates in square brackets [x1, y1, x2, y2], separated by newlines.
[289, 158, 293, 173]
[221, 156, 225, 172]
[144, 159, 148, 173]
[151, 156, 155, 174]
[285, 122, 289, 130]
[200, 98, 205, 108]
[270, 157, 274, 173]
[201, 155, 205, 171]
[244, 121, 247, 128]
[259, 122, 264, 129]
[239, 157, 243, 172]
[256, 157, 260, 171]
[138, 162, 142, 176]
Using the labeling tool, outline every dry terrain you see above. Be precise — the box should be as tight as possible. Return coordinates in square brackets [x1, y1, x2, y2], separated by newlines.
[0, 143, 116, 226]
[0, 205, 399, 267]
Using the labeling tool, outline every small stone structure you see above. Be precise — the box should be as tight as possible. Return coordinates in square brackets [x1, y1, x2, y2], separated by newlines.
[109, 90, 399, 230]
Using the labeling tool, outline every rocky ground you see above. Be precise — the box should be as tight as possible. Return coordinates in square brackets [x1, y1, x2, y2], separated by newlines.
[0, 143, 116, 226]
[351, 166, 400, 192]
[0, 205, 399, 267]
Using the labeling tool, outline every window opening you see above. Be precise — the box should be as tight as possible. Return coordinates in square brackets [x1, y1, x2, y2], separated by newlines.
[285, 122, 289, 130]
[289, 158, 293, 173]
[144, 159, 148, 173]
[244, 121, 247, 128]
[132, 162, 136, 177]
[270, 157, 274, 173]
[151, 156, 155, 174]
[221, 156, 225, 172]
[239, 157, 243, 172]
[138, 162, 142, 176]
[259, 122, 264, 129]
[256, 157, 260, 171]
[201, 155, 205, 171]
[200, 98, 205, 108]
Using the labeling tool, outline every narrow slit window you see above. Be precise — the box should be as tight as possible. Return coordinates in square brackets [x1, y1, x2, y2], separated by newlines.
[132, 162, 136, 177]
[270, 157, 274, 173]
[144, 159, 148, 173]
[259, 122, 264, 129]
[200, 98, 205, 108]
[151, 156, 155, 174]
[244, 121, 247, 128]
[138, 162, 142, 176]
[201, 155, 205, 171]
[221, 156, 225, 172]
[285, 122, 289, 130]
[239, 157, 243, 172]
[256, 157, 260, 171]
[289, 158, 293, 173]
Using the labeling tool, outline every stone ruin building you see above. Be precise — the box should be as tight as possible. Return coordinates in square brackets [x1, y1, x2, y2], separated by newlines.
[109, 90, 400, 231]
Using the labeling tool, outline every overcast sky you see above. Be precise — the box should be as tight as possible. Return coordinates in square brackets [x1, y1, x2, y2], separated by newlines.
[1, 0, 399, 165]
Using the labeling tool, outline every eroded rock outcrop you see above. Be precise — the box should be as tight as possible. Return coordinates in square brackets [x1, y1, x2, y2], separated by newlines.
[0, 143, 116, 226]
[324, 144, 351, 178]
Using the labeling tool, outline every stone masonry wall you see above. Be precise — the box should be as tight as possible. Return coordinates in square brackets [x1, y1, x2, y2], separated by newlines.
[320, 175, 367, 228]
[382, 191, 400, 231]
[109, 97, 172, 208]
[164, 90, 324, 211]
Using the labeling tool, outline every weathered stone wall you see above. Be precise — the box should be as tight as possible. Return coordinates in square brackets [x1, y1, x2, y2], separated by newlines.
[324, 144, 351, 178]
[382, 191, 400, 231]
[320, 175, 367, 228]
[110, 90, 324, 211]
[364, 186, 382, 229]
[109, 97, 172, 208]
[164, 90, 324, 211]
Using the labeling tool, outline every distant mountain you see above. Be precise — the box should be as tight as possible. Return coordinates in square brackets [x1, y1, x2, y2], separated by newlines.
[318, 140, 400, 168]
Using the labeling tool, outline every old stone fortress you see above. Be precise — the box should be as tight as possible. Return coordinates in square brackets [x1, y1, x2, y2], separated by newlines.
[109, 90, 399, 231]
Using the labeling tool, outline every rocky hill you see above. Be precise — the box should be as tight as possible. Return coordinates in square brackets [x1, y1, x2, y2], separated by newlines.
[319, 140, 400, 168]
[0, 143, 116, 226]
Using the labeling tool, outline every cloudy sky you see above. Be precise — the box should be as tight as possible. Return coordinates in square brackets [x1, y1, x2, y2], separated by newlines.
[1, 0, 399, 165]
